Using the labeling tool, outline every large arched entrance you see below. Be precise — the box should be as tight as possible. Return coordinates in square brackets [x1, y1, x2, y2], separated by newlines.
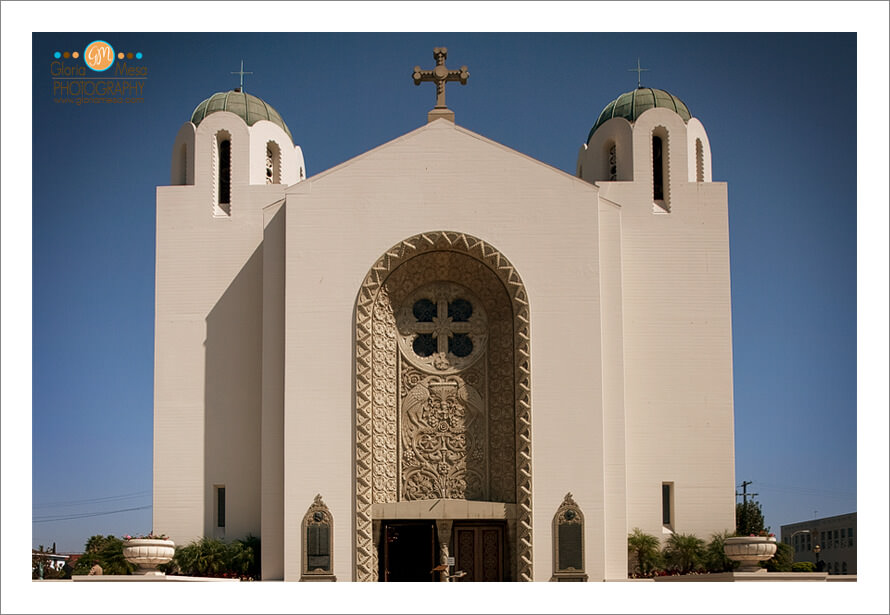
[354, 232, 532, 581]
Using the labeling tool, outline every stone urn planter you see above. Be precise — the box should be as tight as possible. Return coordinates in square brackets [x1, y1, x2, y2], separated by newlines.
[122, 538, 175, 576]
[723, 536, 777, 572]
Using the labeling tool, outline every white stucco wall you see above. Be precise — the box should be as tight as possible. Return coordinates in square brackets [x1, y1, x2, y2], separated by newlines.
[274, 120, 615, 581]
[592, 108, 736, 545]
[154, 112, 296, 548]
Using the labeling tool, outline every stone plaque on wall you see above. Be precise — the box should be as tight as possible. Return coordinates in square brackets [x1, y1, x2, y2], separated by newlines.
[552, 492, 588, 581]
[301, 494, 336, 581]
[558, 521, 582, 571]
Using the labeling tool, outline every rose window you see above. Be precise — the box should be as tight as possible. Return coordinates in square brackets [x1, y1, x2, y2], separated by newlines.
[396, 282, 487, 374]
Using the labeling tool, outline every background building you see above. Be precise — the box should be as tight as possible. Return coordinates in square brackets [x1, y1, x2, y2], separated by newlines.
[781, 512, 856, 575]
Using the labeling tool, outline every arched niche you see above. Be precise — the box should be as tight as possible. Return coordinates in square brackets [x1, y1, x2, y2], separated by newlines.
[354, 231, 533, 582]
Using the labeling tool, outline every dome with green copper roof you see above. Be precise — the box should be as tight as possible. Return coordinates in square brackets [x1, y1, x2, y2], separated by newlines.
[587, 87, 691, 143]
[190, 90, 293, 142]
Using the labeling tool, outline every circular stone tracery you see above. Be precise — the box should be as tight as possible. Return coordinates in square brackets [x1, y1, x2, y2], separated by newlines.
[396, 281, 487, 374]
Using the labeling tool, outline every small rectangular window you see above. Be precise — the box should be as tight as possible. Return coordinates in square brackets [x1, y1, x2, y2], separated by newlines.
[216, 486, 226, 528]
[661, 483, 673, 527]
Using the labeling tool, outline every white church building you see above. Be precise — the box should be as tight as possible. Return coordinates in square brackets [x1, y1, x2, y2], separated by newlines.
[153, 49, 736, 582]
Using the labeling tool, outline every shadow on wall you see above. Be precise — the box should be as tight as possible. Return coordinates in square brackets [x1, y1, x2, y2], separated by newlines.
[204, 246, 264, 540]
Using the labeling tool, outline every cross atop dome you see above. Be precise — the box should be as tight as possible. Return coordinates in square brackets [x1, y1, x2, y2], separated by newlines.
[628, 58, 649, 89]
[231, 60, 253, 91]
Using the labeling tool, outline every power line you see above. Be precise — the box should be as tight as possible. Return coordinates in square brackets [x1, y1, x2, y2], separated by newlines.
[756, 482, 855, 500]
[33, 505, 151, 523]
[33, 490, 151, 509]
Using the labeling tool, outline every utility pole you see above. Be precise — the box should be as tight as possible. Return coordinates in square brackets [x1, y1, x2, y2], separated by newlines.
[736, 480, 759, 533]
[736, 480, 758, 506]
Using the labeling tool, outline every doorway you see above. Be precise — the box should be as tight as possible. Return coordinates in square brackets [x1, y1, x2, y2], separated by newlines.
[380, 521, 439, 582]
[452, 522, 505, 581]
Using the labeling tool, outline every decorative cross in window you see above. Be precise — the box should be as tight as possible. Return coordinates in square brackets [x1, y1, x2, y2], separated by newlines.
[413, 47, 469, 110]
[410, 297, 474, 358]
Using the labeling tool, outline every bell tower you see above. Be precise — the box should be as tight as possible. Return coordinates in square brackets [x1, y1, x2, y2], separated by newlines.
[577, 86, 713, 212]
[153, 87, 305, 553]
[577, 86, 736, 550]
[169, 88, 305, 212]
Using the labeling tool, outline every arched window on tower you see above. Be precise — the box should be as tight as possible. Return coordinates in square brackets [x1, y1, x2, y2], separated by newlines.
[652, 127, 670, 212]
[265, 141, 281, 185]
[214, 131, 232, 216]
[608, 142, 617, 181]
[695, 138, 704, 183]
[652, 136, 664, 200]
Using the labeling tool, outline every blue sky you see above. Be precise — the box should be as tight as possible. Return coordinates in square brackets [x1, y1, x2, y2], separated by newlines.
[4, 2, 889, 613]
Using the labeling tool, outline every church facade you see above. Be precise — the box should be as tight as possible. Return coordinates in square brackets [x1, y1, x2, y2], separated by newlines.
[153, 53, 735, 581]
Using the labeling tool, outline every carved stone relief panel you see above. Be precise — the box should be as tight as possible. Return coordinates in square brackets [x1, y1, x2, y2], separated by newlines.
[398, 282, 488, 500]
[400, 370, 488, 500]
[371, 252, 516, 506]
[356, 232, 533, 582]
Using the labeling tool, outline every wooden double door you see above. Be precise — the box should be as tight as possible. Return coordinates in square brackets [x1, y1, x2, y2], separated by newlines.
[379, 521, 506, 582]
[452, 523, 505, 582]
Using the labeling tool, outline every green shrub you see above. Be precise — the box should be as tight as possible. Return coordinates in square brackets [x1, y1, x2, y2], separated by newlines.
[71, 535, 136, 576]
[704, 531, 737, 573]
[162, 535, 261, 580]
[627, 528, 662, 577]
[791, 561, 816, 573]
[663, 533, 706, 574]
[764, 542, 794, 572]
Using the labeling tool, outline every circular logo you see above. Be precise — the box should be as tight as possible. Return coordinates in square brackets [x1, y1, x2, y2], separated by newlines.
[83, 40, 115, 72]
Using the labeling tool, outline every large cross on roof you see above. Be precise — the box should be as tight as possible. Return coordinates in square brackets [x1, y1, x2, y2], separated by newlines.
[413, 47, 469, 123]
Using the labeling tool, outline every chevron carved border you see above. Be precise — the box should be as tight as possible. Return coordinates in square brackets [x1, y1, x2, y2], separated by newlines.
[354, 231, 533, 581]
